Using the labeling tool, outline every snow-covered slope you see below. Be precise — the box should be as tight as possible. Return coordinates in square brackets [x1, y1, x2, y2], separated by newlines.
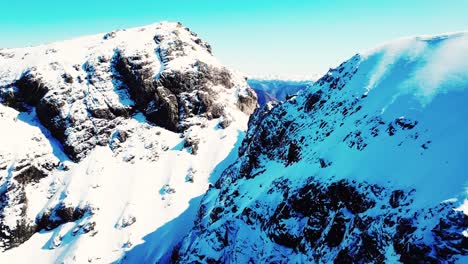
[173, 32, 468, 263]
[0, 22, 256, 263]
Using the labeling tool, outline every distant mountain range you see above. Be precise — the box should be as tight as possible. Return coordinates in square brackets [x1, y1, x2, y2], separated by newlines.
[1, 21, 467, 263]
[248, 79, 314, 105]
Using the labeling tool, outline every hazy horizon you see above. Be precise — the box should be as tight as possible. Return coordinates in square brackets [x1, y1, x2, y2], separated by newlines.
[2, 0, 468, 77]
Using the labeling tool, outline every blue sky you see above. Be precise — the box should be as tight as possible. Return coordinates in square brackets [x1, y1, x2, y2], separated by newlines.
[2, 0, 468, 77]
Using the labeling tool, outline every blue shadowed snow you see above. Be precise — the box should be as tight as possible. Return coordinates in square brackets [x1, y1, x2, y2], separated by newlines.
[117, 195, 203, 263]
[17, 109, 70, 162]
[118, 130, 245, 263]
[209, 130, 245, 183]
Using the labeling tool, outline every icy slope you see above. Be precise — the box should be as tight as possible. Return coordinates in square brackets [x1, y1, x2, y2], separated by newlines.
[0, 22, 256, 263]
[174, 32, 468, 263]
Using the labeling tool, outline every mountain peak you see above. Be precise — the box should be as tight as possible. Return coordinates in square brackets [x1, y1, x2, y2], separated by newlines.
[0, 21, 256, 262]
[0, 21, 257, 161]
[172, 31, 468, 263]
[1, 23, 466, 263]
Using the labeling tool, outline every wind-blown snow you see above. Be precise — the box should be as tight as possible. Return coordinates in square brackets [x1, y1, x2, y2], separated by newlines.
[2, 23, 467, 263]
[172, 31, 468, 263]
[362, 32, 468, 106]
[300, 32, 468, 207]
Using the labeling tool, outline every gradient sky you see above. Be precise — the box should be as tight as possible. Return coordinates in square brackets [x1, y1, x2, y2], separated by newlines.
[2, 0, 468, 78]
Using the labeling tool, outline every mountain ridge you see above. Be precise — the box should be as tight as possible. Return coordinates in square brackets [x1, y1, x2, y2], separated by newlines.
[0, 21, 256, 263]
[172, 31, 468, 263]
[0, 24, 467, 263]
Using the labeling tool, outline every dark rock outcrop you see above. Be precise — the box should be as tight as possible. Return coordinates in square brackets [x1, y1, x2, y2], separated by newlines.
[14, 70, 50, 106]
[36, 204, 89, 231]
[13, 165, 48, 185]
[0, 21, 257, 256]
[0, 23, 256, 162]
[112, 50, 255, 132]
[172, 49, 468, 263]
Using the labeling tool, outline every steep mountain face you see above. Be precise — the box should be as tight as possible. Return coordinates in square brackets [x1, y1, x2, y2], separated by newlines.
[247, 79, 313, 105]
[173, 33, 468, 263]
[0, 22, 256, 262]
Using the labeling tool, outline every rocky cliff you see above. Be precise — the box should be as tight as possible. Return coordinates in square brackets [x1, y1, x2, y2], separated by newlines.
[0, 21, 256, 263]
[173, 33, 468, 263]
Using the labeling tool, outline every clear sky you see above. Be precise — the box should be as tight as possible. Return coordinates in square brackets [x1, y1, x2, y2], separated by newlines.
[2, 0, 468, 78]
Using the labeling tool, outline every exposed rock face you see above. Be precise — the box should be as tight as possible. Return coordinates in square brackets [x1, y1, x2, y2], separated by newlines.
[2, 22, 467, 264]
[36, 204, 89, 232]
[112, 51, 245, 132]
[0, 22, 256, 162]
[173, 34, 468, 263]
[0, 21, 256, 262]
[0, 162, 89, 250]
[13, 70, 50, 106]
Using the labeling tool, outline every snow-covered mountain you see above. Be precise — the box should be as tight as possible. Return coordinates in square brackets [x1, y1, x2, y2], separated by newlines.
[247, 79, 313, 105]
[1, 21, 467, 263]
[173, 33, 468, 262]
[0, 22, 256, 263]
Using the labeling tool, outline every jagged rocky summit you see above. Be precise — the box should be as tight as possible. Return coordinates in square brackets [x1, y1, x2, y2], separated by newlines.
[0, 21, 256, 263]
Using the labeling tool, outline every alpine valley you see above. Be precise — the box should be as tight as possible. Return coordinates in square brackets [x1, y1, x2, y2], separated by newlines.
[0, 22, 467, 263]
